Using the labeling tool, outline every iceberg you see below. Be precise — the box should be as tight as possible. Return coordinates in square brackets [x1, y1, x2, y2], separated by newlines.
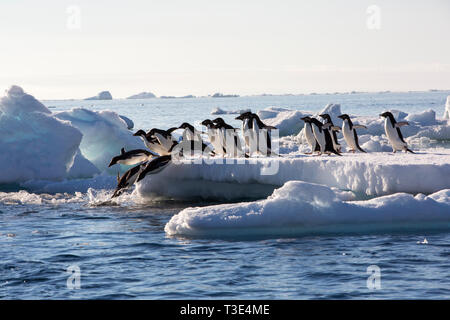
[126, 92, 156, 99]
[211, 107, 251, 115]
[54, 108, 144, 172]
[85, 91, 113, 100]
[0, 86, 85, 183]
[257, 107, 312, 137]
[0, 86, 142, 185]
[165, 181, 450, 238]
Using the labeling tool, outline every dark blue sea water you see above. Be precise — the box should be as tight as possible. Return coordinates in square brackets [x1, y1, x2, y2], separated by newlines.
[1, 91, 449, 299]
[1, 200, 449, 299]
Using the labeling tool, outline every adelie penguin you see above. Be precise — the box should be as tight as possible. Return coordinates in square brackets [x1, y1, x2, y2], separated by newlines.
[133, 128, 178, 156]
[338, 114, 367, 153]
[108, 148, 155, 167]
[178, 122, 215, 156]
[111, 163, 145, 198]
[201, 119, 226, 156]
[319, 114, 342, 153]
[380, 111, 414, 153]
[300, 116, 321, 154]
[309, 118, 342, 156]
[212, 117, 245, 157]
[136, 155, 172, 183]
[235, 112, 253, 151]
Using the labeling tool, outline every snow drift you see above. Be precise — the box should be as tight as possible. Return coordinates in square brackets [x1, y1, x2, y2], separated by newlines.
[165, 180, 450, 238]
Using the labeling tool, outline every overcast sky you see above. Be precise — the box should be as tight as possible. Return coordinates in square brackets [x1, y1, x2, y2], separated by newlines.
[0, 0, 449, 99]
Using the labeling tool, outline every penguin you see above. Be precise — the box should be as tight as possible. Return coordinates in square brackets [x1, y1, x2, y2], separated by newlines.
[319, 114, 342, 153]
[337, 114, 367, 153]
[380, 111, 414, 153]
[250, 113, 277, 156]
[176, 122, 215, 157]
[212, 118, 245, 157]
[133, 128, 178, 156]
[235, 112, 256, 155]
[108, 148, 155, 167]
[136, 155, 172, 183]
[309, 118, 341, 156]
[111, 163, 145, 198]
[147, 128, 178, 155]
[201, 119, 226, 156]
[300, 116, 321, 154]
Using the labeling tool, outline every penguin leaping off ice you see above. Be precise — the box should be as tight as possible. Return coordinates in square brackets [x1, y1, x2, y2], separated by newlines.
[380, 111, 414, 153]
[338, 114, 367, 153]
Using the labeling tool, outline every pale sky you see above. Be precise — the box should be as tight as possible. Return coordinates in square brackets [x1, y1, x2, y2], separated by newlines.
[0, 0, 449, 99]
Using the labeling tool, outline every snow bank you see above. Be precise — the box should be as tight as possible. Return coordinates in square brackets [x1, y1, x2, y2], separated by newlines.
[136, 150, 450, 200]
[165, 181, 450, 238]
[406, 109, 436, 126]
[0, 86, 86, 183]
[55, 108, 144, 172]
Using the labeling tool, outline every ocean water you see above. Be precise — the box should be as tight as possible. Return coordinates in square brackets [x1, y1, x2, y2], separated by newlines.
[1, 91, 449, 299]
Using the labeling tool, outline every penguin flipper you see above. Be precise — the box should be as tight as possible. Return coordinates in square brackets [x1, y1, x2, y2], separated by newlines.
[353, 125, 367, 130]
[395, 122, 409, 128]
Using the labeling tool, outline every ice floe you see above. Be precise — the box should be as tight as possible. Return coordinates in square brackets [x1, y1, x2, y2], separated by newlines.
[165, 180, 450, 238]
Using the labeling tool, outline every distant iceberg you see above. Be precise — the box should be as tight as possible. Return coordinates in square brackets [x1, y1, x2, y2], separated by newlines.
[211, 107, 251, 115]
[126, 92, 156, 99]
[444, 95, 450, 119]
[85, 91, 113, 100]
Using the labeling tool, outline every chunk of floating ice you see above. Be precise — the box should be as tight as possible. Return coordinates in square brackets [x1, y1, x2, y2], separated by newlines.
[165, 181, 450, 238]
[417, 238, 428, 244]
[136, 151, 450, 200]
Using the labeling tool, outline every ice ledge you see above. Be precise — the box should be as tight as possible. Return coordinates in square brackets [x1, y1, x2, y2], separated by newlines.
[136, 150, 450, 200]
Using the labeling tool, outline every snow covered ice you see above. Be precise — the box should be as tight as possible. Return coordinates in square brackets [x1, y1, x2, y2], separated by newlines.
[165, 181, 450, 238]
[0, 86, 141, 185]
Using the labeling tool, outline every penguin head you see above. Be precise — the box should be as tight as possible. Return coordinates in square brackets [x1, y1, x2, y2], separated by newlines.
[319, 114, 331, 122]
[309, 118, 323, 127]
[300, 116, 312, 123]
[212, 117, 225, 125]
[108, 157, 118, 167]
[337, 114, 350, 120]
[235, 112, 252, 121]
[201, 119, 214, 127]
[380, 111, 393, 118]
[179, 122, 193, 130]
[133, 129, 146, 137]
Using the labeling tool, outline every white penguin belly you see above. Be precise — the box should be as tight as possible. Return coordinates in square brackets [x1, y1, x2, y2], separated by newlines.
[384, 120, 407, 150]
[342, 122, 357, 150]
[311, 125, 326, 152]
[118, 154, 150, 166]
[303, 124, 316, 149]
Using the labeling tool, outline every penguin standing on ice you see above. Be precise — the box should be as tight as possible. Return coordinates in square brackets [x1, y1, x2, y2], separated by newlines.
[177, 122, 215, 156]
[380, 111, 414, 153]
[337, 114, 367, 153]
[310, 118, 341, 156]
[319, 114, 342, 153]
[300, 116, 321, 154]
[108, 148, 155, 167]
[212, 118, 245, 157]
[201, 119, 226, 156]
[250, 113, 277, 156]
[235, 112, 253, 151]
